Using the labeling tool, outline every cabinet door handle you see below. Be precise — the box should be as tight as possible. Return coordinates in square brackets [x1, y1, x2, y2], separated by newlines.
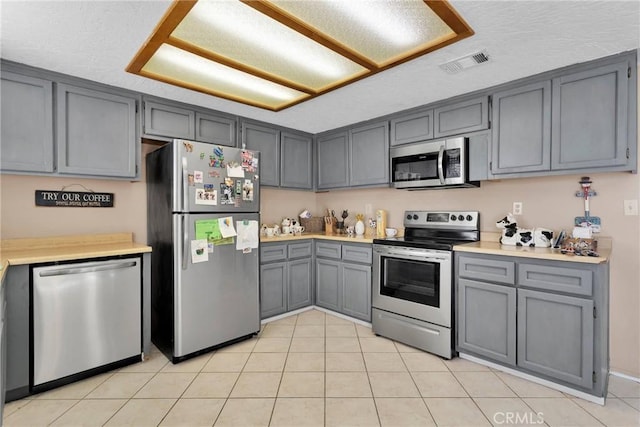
[39, 261, 137, 277]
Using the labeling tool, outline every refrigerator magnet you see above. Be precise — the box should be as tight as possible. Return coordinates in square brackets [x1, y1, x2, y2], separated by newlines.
[235, 180, 242, 195]
[243, 180, 254, 201]
[220, 183, 234, 205]
[188, 174, 195, 186]
[194, 171, 204, 184]
[191, 239, 208, 263]
[195, 187, 217, 205]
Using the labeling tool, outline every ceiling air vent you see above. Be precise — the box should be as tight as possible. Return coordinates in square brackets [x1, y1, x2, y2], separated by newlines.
[439, 50, 490, 74]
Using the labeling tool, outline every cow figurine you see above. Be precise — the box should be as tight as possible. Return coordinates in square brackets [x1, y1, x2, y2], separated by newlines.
[496, 213, 553, 247]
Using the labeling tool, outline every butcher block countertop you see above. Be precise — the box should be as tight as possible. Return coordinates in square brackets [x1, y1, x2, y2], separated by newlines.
[1, 233, 152, 282]
[454, 238, 611, 264]
[261, 233, 375, 244]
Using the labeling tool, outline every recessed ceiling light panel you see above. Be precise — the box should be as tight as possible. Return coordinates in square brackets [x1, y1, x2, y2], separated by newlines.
[127, 0, 473, 111]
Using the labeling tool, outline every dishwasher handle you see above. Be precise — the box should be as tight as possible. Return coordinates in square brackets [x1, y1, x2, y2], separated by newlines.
[38, 261, 137, 277]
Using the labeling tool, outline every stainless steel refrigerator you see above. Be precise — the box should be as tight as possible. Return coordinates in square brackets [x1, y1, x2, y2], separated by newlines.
[146, 139, 261, 363]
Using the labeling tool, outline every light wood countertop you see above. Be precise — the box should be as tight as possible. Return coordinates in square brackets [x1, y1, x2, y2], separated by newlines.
[261, 233, 375, 244]
[454, 240, 610, 264]
[1, 233, 152, 282]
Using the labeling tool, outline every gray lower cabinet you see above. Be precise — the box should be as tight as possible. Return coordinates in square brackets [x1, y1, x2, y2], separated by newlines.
[57, 83, 138, 178]
[455, 252, 609, 397]
[517, 288, 594, 389]
[317, 121, 389, 190]
[551, 60, 630, 170]
[390, 108, 434, 146]
[491, 81, 552, 174]
[260, 261, 287, 318]
[315, 242, 371, 322]
[143, 98, 236, 146]
[434, 96, 489, 139]
[243, 122, 313, 189]
[458, 278, 516, 366]
[0, 71, 54, 173]
[5, 265, 29, 401]
[1, 268, 6, 417]
[260, 241, 313, 319]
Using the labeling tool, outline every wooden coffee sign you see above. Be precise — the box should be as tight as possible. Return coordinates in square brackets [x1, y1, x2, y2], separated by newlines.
[35, 190, 114, 207]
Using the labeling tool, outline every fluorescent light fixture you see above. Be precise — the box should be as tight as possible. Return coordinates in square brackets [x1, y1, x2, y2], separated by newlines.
[127, 0, 473, 111]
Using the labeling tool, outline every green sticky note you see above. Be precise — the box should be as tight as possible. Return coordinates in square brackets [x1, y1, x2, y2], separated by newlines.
[195, 219, 223, 242]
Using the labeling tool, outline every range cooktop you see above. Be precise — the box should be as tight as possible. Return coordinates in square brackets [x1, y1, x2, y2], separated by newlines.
[373, 210, 480, 250]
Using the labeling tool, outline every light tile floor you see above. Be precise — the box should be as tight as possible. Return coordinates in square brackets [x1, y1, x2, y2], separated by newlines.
[4, 309, 640, 426]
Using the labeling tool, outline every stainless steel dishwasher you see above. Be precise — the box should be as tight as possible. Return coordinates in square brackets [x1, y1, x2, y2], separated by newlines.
[32, 257, 142, 389]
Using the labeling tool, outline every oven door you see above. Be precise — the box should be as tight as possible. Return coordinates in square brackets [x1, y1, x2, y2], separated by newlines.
[372, 244, 452, 327]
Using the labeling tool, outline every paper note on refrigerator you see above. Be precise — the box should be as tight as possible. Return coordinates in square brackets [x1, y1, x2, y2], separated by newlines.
[219, 216, 237, 238]
[191, 239, 208, 263]
[226, 164, 245, 178]
[236, 220, 259, 250]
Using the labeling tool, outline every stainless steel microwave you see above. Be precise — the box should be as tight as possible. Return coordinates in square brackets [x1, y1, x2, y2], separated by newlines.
[390, 137, 479, 190]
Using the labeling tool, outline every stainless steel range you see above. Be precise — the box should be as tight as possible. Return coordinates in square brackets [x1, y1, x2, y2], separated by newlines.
[372, 210, 480, 359]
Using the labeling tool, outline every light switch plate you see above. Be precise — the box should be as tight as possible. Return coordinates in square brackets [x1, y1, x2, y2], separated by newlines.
[624, 199, 638, 216]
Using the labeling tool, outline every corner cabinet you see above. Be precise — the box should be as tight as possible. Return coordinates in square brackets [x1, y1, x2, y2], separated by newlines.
[315, 241, 371, 322]
[242, 121, 312, 190]
[0, 71, 54, 173]
[260, 240, 313, 319]
[316, 120, 389, 190]
[455, 252, 609, 397]
[57, 83, 138, 178]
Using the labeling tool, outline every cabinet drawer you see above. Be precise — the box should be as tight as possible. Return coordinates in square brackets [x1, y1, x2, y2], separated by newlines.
[518, 263, 593, 296]
[458, 255, 515, 285]
[315, 242, 342, 259]
[342, 245, 372, 264]
[288, 241, 312, 259]
[260, 244, 287, 263]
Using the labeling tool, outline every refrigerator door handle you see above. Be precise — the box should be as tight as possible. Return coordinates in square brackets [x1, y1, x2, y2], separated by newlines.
[181, 156, 188, 212]
[182, 214, 189, 270]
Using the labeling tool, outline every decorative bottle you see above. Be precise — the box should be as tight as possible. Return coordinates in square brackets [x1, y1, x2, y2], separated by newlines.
[355, 213, 365, 236]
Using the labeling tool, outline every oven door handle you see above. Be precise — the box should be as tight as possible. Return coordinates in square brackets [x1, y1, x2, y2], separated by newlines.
[375, 248, 449, 262]
[437, 144, 445, 185]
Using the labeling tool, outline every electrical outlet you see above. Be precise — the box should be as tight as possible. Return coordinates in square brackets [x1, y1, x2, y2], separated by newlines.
[513, 202, 523, 215]
[624, 200, 638, 216]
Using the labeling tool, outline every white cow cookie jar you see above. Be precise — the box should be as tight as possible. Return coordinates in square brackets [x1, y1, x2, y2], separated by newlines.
[496, 213, 553, 247]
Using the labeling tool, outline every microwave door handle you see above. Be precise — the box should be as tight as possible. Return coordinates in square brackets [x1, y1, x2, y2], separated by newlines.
[437, 145, 445, 184]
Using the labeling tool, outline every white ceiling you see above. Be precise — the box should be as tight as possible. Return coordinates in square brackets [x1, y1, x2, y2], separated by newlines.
[1, 0, 639, 134]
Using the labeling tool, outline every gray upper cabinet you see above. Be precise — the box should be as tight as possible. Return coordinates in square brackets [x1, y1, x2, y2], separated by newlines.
[349, 121, 389, 187]
[143, 98, 236, 146]
[144, 100, 194, 140]
[491, 81, 552, 174]
[316, 131, 349, 190]
[390, 108, 434, 146]
[1, 71, 54, 173]
[317, 121, 389, 190]
[280, 131, 313, 189]
[243, 122, 312, 189]
[57, 83, 138, 178]
[517, 289, 594, 389]
[242, 122, 280, 187]
[195, 112, 236, 146]
[434, 96, 489, 139]
[551, 60, 630, 170]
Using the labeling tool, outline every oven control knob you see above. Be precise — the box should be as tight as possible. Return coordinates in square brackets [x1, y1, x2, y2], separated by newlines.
[406, 214, 412, 220]
[458, 215, 464, 221]
[413, 214, 419, 220]
[466, 215, 473, 221]
[450, 215, 456, 221]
